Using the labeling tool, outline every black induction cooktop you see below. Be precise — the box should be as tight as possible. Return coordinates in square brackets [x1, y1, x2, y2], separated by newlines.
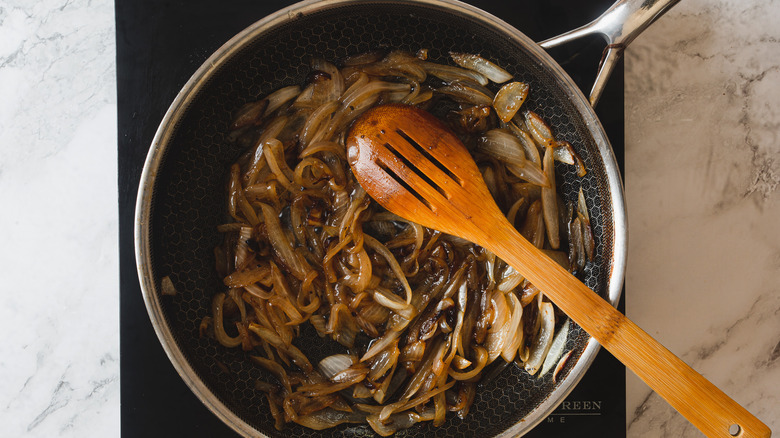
[117, 1, 625, 436]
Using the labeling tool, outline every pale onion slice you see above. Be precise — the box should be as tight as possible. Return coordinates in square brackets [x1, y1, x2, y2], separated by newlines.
[318, 354, 356, 380]
[420, 60, 489, 86]
[450, 52, 512, 83]
[553, 140, 587, 177]
[229, 164, 259, 226]
[436, 82, 493, 106]
[244, 180, 279, 203]
[505, 121, 542, 166]
[373, 288, 415, 320]
[300, 100, 339, 147]
[501, 293, 524, 362]
[483, 250, 497, 287]
[481, 165, 499, 201]
[541, 146, 560, 249]
[577, 188, 595, 262]
[580, 211, 595, 262]
[359, 300, 391, 324]
[539, 318, 570, 378]
[485, 289, 511, 363]
[340, 71, 369, 100]
[292, 82, 316, 108]
[325, 363, 369, 385]
[493, 81, 529, 122]
[161, 276, 177, 296]
[497, 264, 524, 293]
[507, 163, 549, 188]
[399, 80, 421, 104]
[477, 129, 527, 167]
[310, 314, 328, 337]
[247, 323, 284, 348]
[523, 110, 555, 148]
[521, 199, 545, 249]
[369, 340, 400, 381]
[524, 301, 555, 375]
[552, 141, 575, 165]
[577, 187, 590, 223]
[263, 85, 301, 116]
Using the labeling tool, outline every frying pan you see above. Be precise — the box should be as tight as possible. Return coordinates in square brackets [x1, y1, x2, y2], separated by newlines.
[134, 0, 676, 436]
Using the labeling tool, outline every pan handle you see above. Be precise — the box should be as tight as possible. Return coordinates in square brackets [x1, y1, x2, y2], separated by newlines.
[538, 0, 682, 106]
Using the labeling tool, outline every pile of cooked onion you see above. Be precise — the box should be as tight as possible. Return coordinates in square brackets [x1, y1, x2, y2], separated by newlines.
[204, 49, 595, 435]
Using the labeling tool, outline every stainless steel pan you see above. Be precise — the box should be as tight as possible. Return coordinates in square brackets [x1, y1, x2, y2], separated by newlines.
[135, 0, 677, 436]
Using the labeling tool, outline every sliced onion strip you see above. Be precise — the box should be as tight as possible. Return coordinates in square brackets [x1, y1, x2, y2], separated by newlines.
[450, 52, 512, 83]
[524, 301, 555, 375]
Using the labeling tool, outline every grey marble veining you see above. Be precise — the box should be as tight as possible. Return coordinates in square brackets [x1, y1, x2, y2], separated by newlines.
[0, 0, 118, 437]
[0, 0, 777, 436]
[625, 0, 780, 435]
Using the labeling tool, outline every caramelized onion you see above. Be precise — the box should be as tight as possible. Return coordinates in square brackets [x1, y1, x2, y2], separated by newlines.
[210, 49, 594, 432]
[259, 203, 312, 281]
[212, 293, 242, 348]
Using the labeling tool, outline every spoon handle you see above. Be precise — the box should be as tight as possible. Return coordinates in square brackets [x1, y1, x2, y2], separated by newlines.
[478, 220, 771, 438]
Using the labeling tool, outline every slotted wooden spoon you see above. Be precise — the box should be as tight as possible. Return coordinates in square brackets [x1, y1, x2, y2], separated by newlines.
[346, 104, 771, 438]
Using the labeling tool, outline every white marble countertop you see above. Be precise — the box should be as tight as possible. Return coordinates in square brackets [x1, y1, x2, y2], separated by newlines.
[0, 0, 777, 436]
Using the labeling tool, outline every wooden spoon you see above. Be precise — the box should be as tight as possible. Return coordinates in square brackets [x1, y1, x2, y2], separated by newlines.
[346, 103, 771, 438]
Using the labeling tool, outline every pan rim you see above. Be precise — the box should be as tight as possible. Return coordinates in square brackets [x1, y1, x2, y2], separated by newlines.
[134, 0, 627, 436]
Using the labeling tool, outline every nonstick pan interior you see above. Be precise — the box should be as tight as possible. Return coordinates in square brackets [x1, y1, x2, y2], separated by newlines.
[135, 1, 626, 437]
